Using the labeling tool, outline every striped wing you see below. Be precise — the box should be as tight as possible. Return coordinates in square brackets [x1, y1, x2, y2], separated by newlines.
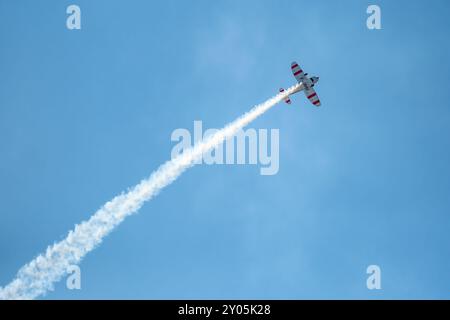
[304, 88, 321, 107]
[291, 61, 305, 83]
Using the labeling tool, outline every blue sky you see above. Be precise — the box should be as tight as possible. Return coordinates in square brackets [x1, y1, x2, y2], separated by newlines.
[1, 0, 450, 299]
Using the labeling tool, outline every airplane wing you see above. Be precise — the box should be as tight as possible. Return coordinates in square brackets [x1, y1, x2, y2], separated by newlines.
[291, 61, 306, 83]
[304, 87, 321, 107]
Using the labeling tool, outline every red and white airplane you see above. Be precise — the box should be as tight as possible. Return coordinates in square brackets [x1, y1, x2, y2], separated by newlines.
[279, 61, 321, 107]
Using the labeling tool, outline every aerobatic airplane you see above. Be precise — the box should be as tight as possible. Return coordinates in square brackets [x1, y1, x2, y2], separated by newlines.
[279, 61, 321, 106]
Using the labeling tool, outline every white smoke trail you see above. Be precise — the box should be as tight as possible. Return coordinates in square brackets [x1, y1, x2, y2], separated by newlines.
[0, 83, 301, 300]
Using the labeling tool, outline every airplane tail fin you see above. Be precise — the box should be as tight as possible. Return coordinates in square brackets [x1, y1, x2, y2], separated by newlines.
[279, 88, 292, 104]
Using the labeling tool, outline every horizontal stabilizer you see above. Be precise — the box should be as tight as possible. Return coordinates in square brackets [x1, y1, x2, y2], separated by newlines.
[279, 88, 292, 104]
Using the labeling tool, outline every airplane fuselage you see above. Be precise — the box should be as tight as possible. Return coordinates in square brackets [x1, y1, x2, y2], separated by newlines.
[291, 76, 319, 95]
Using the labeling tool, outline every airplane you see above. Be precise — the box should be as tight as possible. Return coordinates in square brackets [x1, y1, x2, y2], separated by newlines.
[279, 61, 321, 107]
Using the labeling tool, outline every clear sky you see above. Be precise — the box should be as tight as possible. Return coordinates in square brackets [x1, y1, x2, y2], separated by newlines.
[1, 0, 450, 299]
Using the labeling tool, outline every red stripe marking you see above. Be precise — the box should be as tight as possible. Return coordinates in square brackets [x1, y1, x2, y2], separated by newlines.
[293, 70, 302, 76]
[291, 64, 299, 69]
[307, 93, 317, 99]
[313, 100, 320, 105]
